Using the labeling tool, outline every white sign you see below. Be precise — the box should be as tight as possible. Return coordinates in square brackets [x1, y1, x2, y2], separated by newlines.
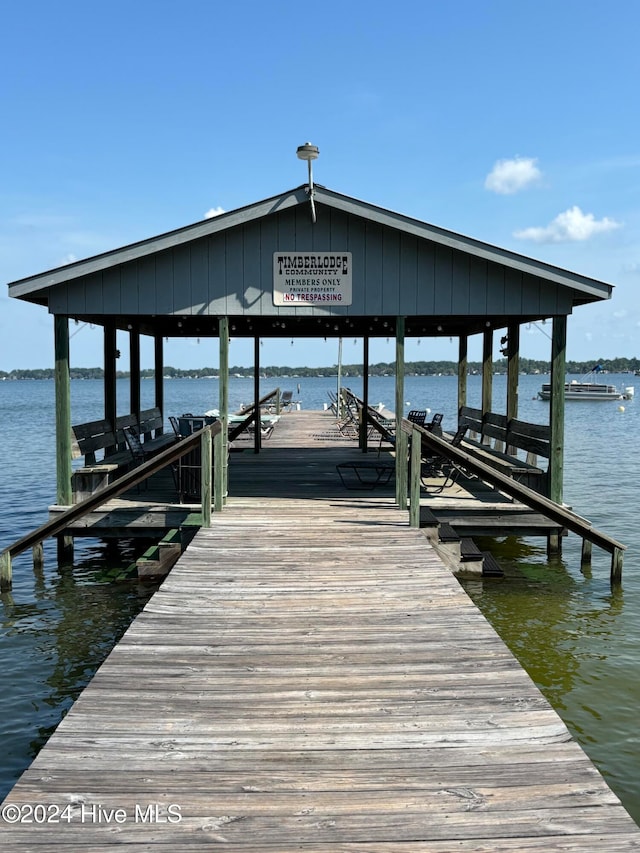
[273, 252, 352, 306]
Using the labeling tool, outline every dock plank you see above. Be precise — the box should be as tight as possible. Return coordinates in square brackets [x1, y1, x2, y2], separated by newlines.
[3, 410, 639, 849]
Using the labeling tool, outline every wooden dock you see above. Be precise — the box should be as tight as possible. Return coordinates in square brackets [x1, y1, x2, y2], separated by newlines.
[3, 411, 639, 848]
[54, 409, 564, 547]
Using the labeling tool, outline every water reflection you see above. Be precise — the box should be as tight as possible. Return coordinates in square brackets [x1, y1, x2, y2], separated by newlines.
[0, 539, 158, 799]
[464, 537, 625, 710]
[461, 535, 639, 824]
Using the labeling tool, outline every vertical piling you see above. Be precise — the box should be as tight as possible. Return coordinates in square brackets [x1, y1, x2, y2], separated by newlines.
[201, 427, 212, 528]
[481, 328, 493, 445]
[409, 428, 421, 528]
[395, 317, 407, 508]
[611, 549, 624, 585]
[54, 315, 72, 507]
[219, 317, 229, 504]
[0, 551, 11, 591]
[457, 335, 467, 417]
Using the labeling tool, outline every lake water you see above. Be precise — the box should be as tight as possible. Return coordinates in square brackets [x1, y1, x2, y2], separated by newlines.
[1, 373, 639, 823]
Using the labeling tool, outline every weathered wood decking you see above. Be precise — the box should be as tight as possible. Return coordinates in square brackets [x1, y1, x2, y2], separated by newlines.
[4, 411, 640, 849]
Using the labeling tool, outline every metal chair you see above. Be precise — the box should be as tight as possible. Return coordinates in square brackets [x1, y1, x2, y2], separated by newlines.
[123, 426, 148, 490]
[279, 390, 294, 411]
[419, 426, 471, 493]
[378, 409, 427, 456]
[425, 412, 443, 435]
[407, 410, 428, 426]
[125, 425, 184, 498]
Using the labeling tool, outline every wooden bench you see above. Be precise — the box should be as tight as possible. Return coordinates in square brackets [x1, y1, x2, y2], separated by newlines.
[70, 407, 176, 503]
[136, 407, 176, 454]
[71, 418, 134, 503]
[458, 406, 550, 496]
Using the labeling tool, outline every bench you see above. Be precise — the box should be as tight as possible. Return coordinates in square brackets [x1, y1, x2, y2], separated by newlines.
[71, 418, 134, 503]
[136, 407, 176, 454]
[458, 406, 550, 496]
[70, 407, 176, 503]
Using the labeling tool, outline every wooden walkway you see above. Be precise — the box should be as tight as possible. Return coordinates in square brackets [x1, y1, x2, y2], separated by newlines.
[3, 412, 640, 849]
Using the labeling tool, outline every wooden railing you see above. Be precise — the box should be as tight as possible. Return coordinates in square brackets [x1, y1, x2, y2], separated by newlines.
[340, 388, 395, 449]
[236, 388, 282, 416]
[404, 422, 626, 583]
[0, 422, 223, 590]
[336, 391, 625, 580]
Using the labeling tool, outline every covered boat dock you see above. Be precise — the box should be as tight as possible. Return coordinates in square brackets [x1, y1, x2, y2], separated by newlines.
[7, 167, 616, 525]
[3, 155, 637, 845]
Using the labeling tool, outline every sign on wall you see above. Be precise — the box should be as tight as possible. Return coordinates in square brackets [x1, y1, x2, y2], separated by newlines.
[273, 252, 352, 306]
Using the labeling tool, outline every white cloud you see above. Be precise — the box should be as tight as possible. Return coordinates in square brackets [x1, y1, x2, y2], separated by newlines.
[485, 157, 541, 194]
[204, 206, 225, 219]
[514, 206, 621, 243]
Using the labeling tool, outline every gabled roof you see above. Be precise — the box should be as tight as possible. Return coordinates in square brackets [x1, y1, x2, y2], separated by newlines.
[8, 185, 613, 305]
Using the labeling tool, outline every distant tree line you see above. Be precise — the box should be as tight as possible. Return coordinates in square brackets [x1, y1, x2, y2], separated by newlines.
[2, 357, 639, 381]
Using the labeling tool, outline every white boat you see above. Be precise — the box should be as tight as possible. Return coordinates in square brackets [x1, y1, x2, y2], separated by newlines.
[538, 369, 634, 402]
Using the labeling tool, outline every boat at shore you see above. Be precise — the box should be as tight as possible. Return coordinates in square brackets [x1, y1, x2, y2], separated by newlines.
[538, 368, 634, 402]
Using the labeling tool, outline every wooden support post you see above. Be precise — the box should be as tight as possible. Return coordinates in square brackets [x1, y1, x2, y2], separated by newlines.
[547, 532, 562, 556]
[213, 432, 225, 512]
[481, 328, 493, 444]
[214, 428, 224, 512]
[361, 336, 370, 452]
[54, 315, 72, 506]
[154, 334, 164, 418]
[219, 317, 229, 503]
[254, 336, 261, 454]
[33, 542, 44, 572]
[129, 329, 141, 423]
[57, 534, 74, 566]
[104, 324, 117, 432]
[457, 335, 467, 418]
[337, 337, 343, 421]
[549, 316, 566, 506]
[409, 428, 421, 528]
[201, 427, 212, 527]
[581, 538, 593, 565]
[395, 317, 407, 508]
[506, 322, 520, 445]
[611, 548, 624, 585]
[0, 551, 11, 591]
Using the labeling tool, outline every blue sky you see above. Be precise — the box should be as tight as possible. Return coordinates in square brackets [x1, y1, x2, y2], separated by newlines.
[2, 0, 639, 370]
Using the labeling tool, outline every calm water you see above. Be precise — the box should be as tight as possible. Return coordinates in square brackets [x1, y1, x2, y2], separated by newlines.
[1, 374, 639, 822]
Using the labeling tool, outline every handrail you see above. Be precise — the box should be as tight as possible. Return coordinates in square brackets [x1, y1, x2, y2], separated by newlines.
[236, 388, 280, 416]
[0, 422, 222, 588]
[342, 388, 396, 444]
[230, 388, 281, 447]
[228, 411, 256, 442]
[410, 423, 625, 581]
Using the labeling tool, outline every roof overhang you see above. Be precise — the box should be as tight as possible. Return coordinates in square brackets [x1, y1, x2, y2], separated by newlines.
[8, 185, 613, 333]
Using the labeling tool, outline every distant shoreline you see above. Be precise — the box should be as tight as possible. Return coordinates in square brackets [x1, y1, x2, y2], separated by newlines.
[2, 358, 639, 381]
